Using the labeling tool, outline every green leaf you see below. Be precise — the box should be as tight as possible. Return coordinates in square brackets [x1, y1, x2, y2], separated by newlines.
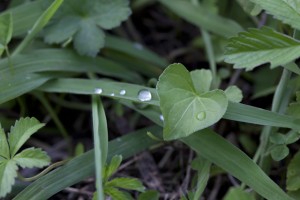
[249, 0, 300, 30]
[0, 12, 13, 45]
[106, 177, 145, 192]
[190, 69, 212, 93]
[73, 19, 105, 57]
[13, 147, 50, 168]
[0, 124, 9, 159]
[159, 0, 243, 38]
[235, 0, 262, 16]
[43, 0, 131, 56]
[285, 130, 300, 144]
[157, 63, 228, 140]
[270, 133, 286, 145]
[287, 92, 300, 118]
[223, 187, 255, 200]
[270, 144, 289, 161]
[0, 160, 18, 198]
[225, 27, 300, 72]
[104, 186, 133, 200]
[138, 190, 159, 200]
[287, 150, 300, 191]
[104, 155, 122, 182]
[8, 117, 45, 157]
[225, 86, 243, 103]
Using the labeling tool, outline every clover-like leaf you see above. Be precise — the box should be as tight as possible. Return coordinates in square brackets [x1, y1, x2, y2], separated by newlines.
[0, 160, 18, 198]
[190, 69, 212, 93]
[225, 85, 243, 103]
[157, 63, 228, 140]
[13, 147, 50, 168]
[8, 117, 45, 157]
[104, 186, 133, 200]
[43, 0, 131, 56]
[103, 155, 122, 182]
[270, 144, 289, 161]
[225, 27, 300, 73]
[0, 124, 9, 159]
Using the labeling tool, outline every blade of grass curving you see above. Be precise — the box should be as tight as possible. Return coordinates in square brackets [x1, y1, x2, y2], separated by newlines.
[181, 129, 293, 200]
[92, 96, 107, 200]
[159, 0, 243, 38]
[13, 126, 162, 200]
[0, 49, 142, 104]
[105, 35, 168, 68]
[39, 78, 300, 130]
[0, 0, 44, 37]
[12, 0, 63, 56]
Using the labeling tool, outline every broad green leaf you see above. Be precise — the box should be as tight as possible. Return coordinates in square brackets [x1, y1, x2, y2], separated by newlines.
[104, 155, 122, 182]
[270, 133, 286, 145]
[104, 186, 133, 200]
[159, 0, 243, 38]
[8, 117, 45, 157]
[0, 12, 13, 45]
[0, 160, 18, 198]
[43, 0, 131, 56]
[106, 177, 145, 192]
[287, 150, 300, 191]
[223, 187, 255, 200]
[225, 27, 300, 72]
[285, 130, 300, 144]
[190, 69, 212, 93]
[138, 190, 159, 200]
[13, 148, 50, 168]
[0, 124, 9, 159]
[225, 86, 243, 103]
[249, 0, 300, 30]
[74, 19, 105, 57]
[157, 63, 228, 140]
[270, 144, 289, 161]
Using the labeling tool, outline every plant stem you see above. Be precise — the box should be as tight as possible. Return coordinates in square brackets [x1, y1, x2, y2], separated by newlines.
[253, 66, 292, 168]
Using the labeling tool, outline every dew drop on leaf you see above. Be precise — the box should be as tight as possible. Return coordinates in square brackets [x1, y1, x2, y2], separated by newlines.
[94, 88, 102, 94]
[120, 89, 126, 95]
[138, 89, 152, 102]
[159, 114, 164, 121]
[196, 112, 206, 121]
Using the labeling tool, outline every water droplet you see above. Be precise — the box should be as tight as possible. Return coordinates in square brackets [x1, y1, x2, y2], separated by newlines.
[159, 114, 164, 121]
[94, 88, 103, 94]
[138, 89, 152, 102]
[196, 112, 206, 121]
[133, 43, 143, 50]
[119, 89, 126, 95]
[110, 93, 115, 96]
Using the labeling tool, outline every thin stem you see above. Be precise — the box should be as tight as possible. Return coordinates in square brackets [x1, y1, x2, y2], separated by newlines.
[18, 159, 69, 182]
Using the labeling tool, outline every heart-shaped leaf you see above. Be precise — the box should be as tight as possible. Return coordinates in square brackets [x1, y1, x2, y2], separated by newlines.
[157, 63, 228, 140]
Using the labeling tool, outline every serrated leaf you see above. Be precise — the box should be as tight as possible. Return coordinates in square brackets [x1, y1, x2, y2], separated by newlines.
[0, 160, 18, 198]
[270, 144, 289, 161]
[104, 155, 122, 182]
[223, 187, 255, 200]
[13, 147, 50, 168]
[287, 150, 300, 191]
[73, 19, 105, 57]
[190, 69, 212, 93]
[0, 124, 9, 159]
[249, 0, 300, 30]
[8, 117, 45, 157]
[0, 12, 13, 45]
[43, 0, 131, 56]
[225, 27, 300, 72]
[225, 86, 243, 103]
[157, 63, 228, 140]
[106, 177, 145, 192]
[104, 186, 133, 200]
